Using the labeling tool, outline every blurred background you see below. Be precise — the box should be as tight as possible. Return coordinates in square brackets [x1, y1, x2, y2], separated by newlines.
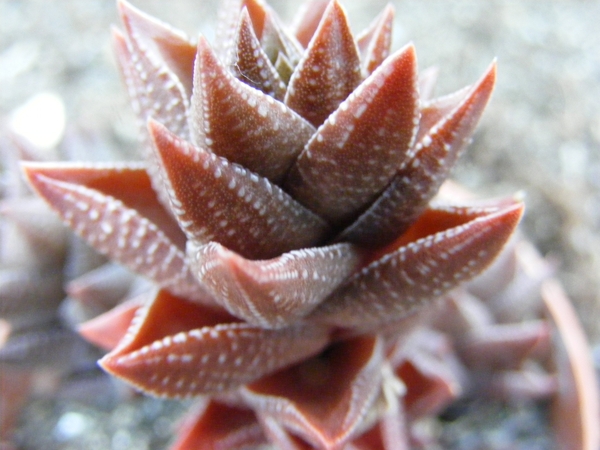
[1, 0, 599, 448]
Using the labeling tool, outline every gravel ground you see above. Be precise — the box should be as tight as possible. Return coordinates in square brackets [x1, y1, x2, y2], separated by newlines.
[1, 0, 599, 448]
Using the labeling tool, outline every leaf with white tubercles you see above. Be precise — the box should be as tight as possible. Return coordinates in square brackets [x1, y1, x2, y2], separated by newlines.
[339, 62, 497, 246]
[112, 29, 188, 213]
[311, 200, 524, 330]
[100, 289, 330, 397]
[241, 335, 383, 449]
[78, 296, 143, 351]
[232, 8, 287, 100]
[216, 0, 270, 66]
[115, 17, 192, 143]
[117, 0, 196, 96]
[21, 163, 210, 303]
[191, 242, 363, 328]
[191, 36, 315, 183]
[115, 2, 194, 214]
[356, 4, 394, 76]
[149, 120, 330, 260]
[285, 0, 362, 127]
[285, 44, 419, 225]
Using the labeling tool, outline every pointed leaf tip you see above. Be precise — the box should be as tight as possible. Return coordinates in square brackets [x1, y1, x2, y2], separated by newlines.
[191, 35, 315, 184]
[340, 60, 497, 246]
[192, 242, 362, 328]
[285, 0, 362, 127]
[148, 119, 330, 260]
[243, 335, 384, 448]
[99, 291, 330, 398]
[312, 200, 524, 330]
[285, 43, 419, 225]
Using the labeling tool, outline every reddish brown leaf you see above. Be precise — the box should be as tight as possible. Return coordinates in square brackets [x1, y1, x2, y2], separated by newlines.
[393, 329, 464, 420]
[111, 28, 189, 213]
[215, 0, 270, 65]
[149, 120, 330, 259]
[260, 6, 304, 68]
[285, 0, 361, 127]
[22, 163, 207, 302]
[339, 62, 496, 246]
[191, 242, 362, 328]
[78, 297, 142, 351]
[242, 336, 383, 449]
[100, 290, 330, 397]
[311, 201, 524, 330]
[170, 400, 266, 450]
[118, 0, 195, 96]
[191, 37, 315, 183]
[232, 8, 287, 100]
[285, 44, 419, 225]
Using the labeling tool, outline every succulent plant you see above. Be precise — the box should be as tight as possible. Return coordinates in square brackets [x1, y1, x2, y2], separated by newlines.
[15, 0, 598, 448]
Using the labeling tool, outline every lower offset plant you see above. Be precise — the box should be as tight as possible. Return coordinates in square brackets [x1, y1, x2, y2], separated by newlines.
[20, 0, 597, 448]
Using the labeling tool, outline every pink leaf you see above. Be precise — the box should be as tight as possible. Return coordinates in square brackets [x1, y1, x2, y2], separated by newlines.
[356, 4, 395, 76]
[170, 400, 266, 450]
[117, 0, 195, 96]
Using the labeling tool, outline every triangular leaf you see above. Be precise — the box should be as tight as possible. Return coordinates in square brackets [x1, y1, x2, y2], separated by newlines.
[22, 163, 208, 302]
[285, 0, 361, 127]
[285, 44, 419, 225]
[149, 120, 330, 260]
[356, 4, 395, 76]
[100, 290, 330, 397]
[191, 242, 362, 328]
[242, 336, 383, 449]
[232, 8, 287, 100]
[191, 37, 315, 183]
[311, 200, 524, 330]
[340, 62, 496, 246]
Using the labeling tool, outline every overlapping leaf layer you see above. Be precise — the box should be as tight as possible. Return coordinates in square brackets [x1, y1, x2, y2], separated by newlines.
[22, 0, 535, 448]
